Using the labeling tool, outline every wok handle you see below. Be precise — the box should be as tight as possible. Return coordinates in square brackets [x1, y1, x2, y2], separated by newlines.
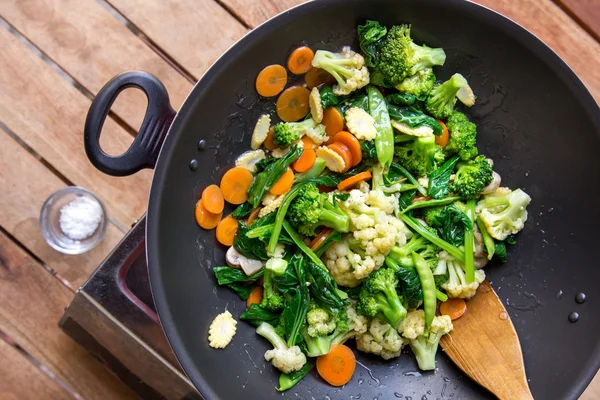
[84, 71, 175, 176]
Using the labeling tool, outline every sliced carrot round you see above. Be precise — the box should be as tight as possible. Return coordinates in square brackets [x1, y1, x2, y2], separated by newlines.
[201, 184, 224, 214]
[263, 127, 277, 150]
[337, 171, 372, 191]
[334, 131, 362, 166]
[435, 119, 450, 148]
[287, 46, 314, 75]
[195, 200, 222, 229]
[440, 298, 467, 320]
[293, 147, 316, 173]
[268, 167, 294, 195]
[220, 167, 254, 205]
[216, 214, 239, 246]
[305, 67, 336, 89]
[246, 207, 262, 226]
[256, 64, 287, 97]
[327, 142, 352, 173]
[316, 344, 356, 387]
[309, 228, 334, 251]
[246, 286, 264, 308]
[276, 86, 310, 122]
[321, 108, 344, 144]
[301, 135, 316, 149]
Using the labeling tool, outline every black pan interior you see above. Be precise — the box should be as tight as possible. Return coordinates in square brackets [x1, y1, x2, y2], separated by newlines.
[147, 0, 600, 398]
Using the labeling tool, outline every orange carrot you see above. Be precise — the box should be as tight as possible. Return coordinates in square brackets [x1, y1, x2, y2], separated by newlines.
[216, 215, 239, 246]
[337, 171, 372, 191]
[435, 119, 450, 148]
[220, 167, 254, 205]
[334, 131, 362, 166]
[327, 142, 352, 172]
[255, 64, 287, 97]
[195, 200, 222, 229]
[201, 184, 225, 214]
[246, 286, 264, 308]
[316, 344, 356, 387]
[440, 298, 467, 320]
[293, 147, 316, 172]
[287, 46, 314, 75]
[301, 135, 316, 149]
[276, 86, 311, 122]
[264, 127, 277, 150]
[268, 167, 294, 195]
[309, 228, 334, 251]
[246, 207, 262, 226]
[305, 67, 336, 89]
[321, 108, 344, 143]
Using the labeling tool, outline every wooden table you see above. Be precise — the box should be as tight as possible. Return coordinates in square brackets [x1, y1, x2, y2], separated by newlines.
[0, 0, 598, 398]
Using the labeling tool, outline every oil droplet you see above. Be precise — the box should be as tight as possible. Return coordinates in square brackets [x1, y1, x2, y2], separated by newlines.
[358, 379, 364, 385]
[394, 394, 403, 398]
[197, 139, 207, 150]
[422, 396, 428, 400]
[443, 377, 451, 383]
[499, 311, 509, 320]
[403, 371, 422, 377]
[189, 159, 199, 171]
[556, 290, 563, 300]
[575, 293, 586, 304]
[568, 312, 579, 323]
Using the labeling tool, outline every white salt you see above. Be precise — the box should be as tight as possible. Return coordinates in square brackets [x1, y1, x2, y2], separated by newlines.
[59, 196, 102, 240]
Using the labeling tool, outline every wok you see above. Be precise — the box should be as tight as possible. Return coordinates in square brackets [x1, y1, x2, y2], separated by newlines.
[84, 0, 600, 398]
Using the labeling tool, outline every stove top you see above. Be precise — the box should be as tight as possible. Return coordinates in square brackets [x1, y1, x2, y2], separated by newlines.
[60, 218, 201, 400]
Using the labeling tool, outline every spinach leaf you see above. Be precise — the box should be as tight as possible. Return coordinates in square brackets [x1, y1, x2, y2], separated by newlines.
[386, 92, 417, 106]
[319, 86, 341, 109]
[387, 105, 443, 136]
[357, 20, 387, 68]
[305, 175, 343, 187]
[389, 163, 428, 196]
[506, 235, 517, 245]
[213, 266, 264, 300]
[274, 254, 302, 293]
[398, 189, 417, 212]
[493, 241, 508, 263]
[428, 155, 460, 199]
[278, 361, 315, 392]
[240, 304, 281, 327]
[231, 202, 253, 219]
[386, 258, 423, 309]
[283, 258, 310, 346]
[234, 220, 270, 260]
[305, 262, 347, 311]
[337, 93, 369, 114]
[255, 157, 276, 173]
[427, 205, 472, 246]
[344, 285, 363, 300]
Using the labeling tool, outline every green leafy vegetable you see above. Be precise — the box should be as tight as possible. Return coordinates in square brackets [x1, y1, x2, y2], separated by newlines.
[357, 20, 387, 68]
[283, 259, 310, 346]
[389, 163, 428, 197]
[493, 241, 508, 263]
[423, 205, 472, 246]
[387, 105, 442, 136]
[231, 202, 253, 219]
[213, 266, 264, 300]
[398, 189, 417, 212]
[399, 213, 465, 261]
[428, 155, 460, 199]
[400, 196, 461, 214]
[319, 86, 341, 109]
[386, 92, 417, 106]
[278, 361, 315, 392]
[240, 304, 281, 327]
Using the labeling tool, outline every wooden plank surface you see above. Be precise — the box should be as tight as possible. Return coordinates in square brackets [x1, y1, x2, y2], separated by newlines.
[0, 26, 151, 229]
[0, 230, 138, 400]
[106, 0, 248, 78]
[556, 0, 600, 40]
[1, 0, 193, 131]
[0, 131, 124, 289]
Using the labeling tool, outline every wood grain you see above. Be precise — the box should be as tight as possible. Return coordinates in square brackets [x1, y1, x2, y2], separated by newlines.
[0, 338, 73, 400]
[0, 230, 138, 400]
[0, 131, 124, 289]
[218, 0, 303, 28]
[1, 0, 193, 131]
[441, 281, 532, 400]
[0, 26, 151, 229]
[106, 0, 248, 78]
[556, 0, 600, 41]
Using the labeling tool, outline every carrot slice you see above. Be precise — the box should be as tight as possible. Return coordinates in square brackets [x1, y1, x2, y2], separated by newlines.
[309, 228, 334, 251]
[216, 215, 239, 246]
[337, 171, 372, 191]
[195, 200, 222, 229]
[268, 167, 294, 195]
[435, 119, 450, 148]
[440, 298, 467, 320]
[201, 184, 225, 214]
[316, 344, 356, 387]
[305, 67, 336, 89]
[334, 131, 362, 167]
[256, 64, 287, 97]
[327, 142, 352, 172]
[301, 135, 316, 149]
[293, 147, 316, 173]
[321, 108, 344, 143]
[246, 286, 264, 308]
[246, 207, 262, 226]
[276, 86, 310, 122]
[220, 167, 254, 205]
[288, 46, 314, 75]
[263, 127, 277, 150]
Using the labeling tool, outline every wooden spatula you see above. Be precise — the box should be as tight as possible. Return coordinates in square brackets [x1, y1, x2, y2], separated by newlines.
[440, 281, 533, 400]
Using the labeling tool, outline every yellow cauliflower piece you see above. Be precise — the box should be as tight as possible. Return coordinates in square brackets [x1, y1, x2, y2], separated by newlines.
[208, 310, 237, 349]
[316, 146, 346, 172]
[309, 87, 323, 123]
[251, 114, 271, 149]
[345, 107, 376, 140]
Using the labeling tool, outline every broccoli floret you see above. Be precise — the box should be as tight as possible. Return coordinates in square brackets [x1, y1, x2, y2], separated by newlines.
[395, 135, 445, 178]
[387, 232, 438, 270]
[356, 267, 407, 328]
[395, 68, 436, 99]
[377, 25, 446, 87]
[425, 74, 473, 119]
[444, 111, 478, 160]
[273, 119, 316, 148]
[475, 188, 532, 241]
[287, 183, 350, 236]
[311, 47, 370, 96]
[260, 258, 287, 312]
[450, 155, 493, 198]
[256, 322, 307, 374]
[400, 310, 453, 371]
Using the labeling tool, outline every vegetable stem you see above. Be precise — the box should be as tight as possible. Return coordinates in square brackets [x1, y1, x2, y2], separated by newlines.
[400, 196, 461, 214]
[398, 213, 465, 261]
[476, 217, 495, 260]
[464, 199, 476, 283]
[282, 220, 327, 270]
[390, 163, 428, 197]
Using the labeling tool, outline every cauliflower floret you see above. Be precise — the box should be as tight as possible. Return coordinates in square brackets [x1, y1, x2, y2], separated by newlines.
[316, 146, 346, 172]
[345, 107, 376, 140]
[356, 317, 404, 360]
[347, 302, 368, 335]
[400, 310, 453, 371]
[437, 252, 486, 299]
[235, 149, 265, 173]
[391, 120, 434, 137]
[309, 87, 324, 123]
[305, 123, 329, 145]
[257, 322, 306, 374]
[353, 213, 375, 230]
[208, 310, 237, 349]
[367, 189, 399, 214]
[476, 188, 531, 241]
[312, 47, 370, 96]
[324, 241, 362, 287]
[251, 114, 270, 149]
[307, 308, 337, 337]
[259, 193, 285, 217]
[398, 309, 426, 339]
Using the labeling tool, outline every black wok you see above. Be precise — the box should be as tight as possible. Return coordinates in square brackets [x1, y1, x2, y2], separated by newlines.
[84, 0, 600, 398]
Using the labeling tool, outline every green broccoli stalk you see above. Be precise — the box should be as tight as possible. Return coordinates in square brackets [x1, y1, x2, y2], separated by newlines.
[301, 325, 354, 357]
[463, 199, 476, 284]
[388, 232, 439, 270]
[273, 119, 316, 148]
[444, 111, 478, 160]
[311, 48, 369, 96]
[395, 68, 436, 99]
[300, 308, 352, 357]
[407, 317, 453, 371]
[287, 183, 350, 236]
[395, 135, 445, 178]
[356, 267, 407, 328]
[475, 188, 532, 241]
[450, 155, 493, 198]
[425, 74, 472, 119]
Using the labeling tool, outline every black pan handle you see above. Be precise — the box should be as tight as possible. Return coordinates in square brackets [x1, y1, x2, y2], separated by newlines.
[84, 71, 176, 176]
